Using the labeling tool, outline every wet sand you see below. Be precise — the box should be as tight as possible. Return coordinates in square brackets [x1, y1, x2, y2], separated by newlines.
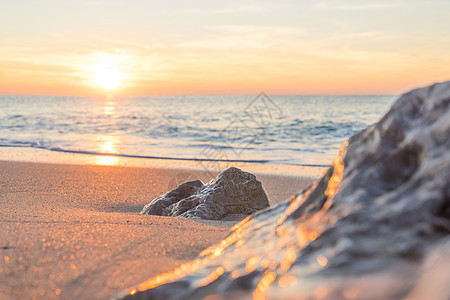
[0, 160, 317, 300]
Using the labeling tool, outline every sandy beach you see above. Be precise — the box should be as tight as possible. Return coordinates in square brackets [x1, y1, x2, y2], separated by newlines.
[0, 160, 317, 300]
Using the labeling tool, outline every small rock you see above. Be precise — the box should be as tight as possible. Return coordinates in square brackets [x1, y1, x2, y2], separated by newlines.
[141, 167, 270, 220]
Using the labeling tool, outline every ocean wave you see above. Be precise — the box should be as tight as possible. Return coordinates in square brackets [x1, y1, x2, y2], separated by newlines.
[0, 142, 330, 167]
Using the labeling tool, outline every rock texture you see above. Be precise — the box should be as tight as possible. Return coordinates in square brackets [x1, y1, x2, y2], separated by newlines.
[141, 167, 270, 220]
[122, 82, 450, 300]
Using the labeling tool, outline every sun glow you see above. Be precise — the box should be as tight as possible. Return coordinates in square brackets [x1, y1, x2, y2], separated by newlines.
[86, 52, 129, 90]
[92, 68, 126, 90]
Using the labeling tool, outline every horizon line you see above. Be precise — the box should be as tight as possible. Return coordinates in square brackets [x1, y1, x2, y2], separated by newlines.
[0, 92, 398, 97]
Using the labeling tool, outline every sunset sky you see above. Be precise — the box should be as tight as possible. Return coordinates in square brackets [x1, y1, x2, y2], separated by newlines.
[1, 0, 449, 95]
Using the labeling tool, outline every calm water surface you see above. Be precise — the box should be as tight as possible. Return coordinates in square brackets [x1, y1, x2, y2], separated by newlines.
[0, 94, 396, 166]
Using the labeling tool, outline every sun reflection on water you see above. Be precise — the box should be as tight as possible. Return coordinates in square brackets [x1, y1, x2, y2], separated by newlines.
[95, 96, 121, 166]
[95, 135, 121, 166]
[96, 155, 119, 166]
[104, 95, 116, 116]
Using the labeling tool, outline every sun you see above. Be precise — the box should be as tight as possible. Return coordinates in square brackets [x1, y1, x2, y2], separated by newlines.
[85, 52, 130, 90]
[93, 68, 126, 90]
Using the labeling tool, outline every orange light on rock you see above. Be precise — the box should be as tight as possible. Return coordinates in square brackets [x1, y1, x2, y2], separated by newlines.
[316, 255, 328, 267]
[254, 270, 277, 299]
[278, 275, 297, 287]
[246, 256, 260, 273]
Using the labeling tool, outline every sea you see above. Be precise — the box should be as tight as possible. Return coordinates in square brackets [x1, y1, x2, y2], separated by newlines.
[0, 93, 396, 167]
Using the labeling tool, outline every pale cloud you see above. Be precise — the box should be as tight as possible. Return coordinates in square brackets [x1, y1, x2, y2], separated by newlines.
[208, 25, 303, 35]
[178, 5, 266, 15]
[175, 25, 304, 51]
[330, 31, 386, 38]
[314, 2, 400, 11]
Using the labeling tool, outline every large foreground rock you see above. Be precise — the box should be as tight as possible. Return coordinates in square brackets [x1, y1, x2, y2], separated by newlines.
[141, 167, 270, 220]
[122, 82, 449, 299]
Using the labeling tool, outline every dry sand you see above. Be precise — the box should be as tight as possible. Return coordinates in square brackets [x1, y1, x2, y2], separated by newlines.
[0, 160, 316, 300]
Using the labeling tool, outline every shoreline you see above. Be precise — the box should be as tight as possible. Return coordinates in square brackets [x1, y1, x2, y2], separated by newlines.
[0, 146, 327, 178]
[0, 159, 320, 299]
